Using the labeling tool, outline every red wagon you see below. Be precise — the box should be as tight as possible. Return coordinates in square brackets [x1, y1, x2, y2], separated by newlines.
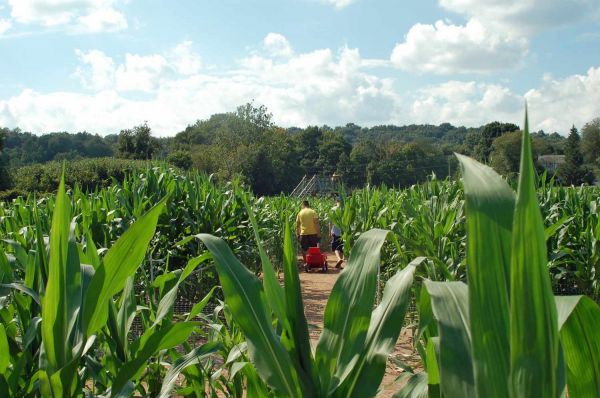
[304, 246, 328, 273]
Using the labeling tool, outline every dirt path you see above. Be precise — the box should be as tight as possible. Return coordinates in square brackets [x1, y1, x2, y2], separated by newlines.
[298, 251, 421, 398]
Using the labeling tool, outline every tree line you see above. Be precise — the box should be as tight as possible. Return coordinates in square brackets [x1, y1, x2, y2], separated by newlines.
[1, 103, 599, 194]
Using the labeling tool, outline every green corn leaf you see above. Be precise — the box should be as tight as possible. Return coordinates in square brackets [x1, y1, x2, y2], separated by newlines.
[111, 321, 199, 395]
[456, 153, 513, 398]
[22, 316, 42, 351]
[392, 372, 429, 398]
[2, 239, 28, 270]
[315, 228, 389, 395]
[416, 285, 436, 345]
[110, 382, 135, 398]
[83, 196, 167, 337]
[243, 196, 289, 329]
[39, 357, 80, 398]
[116, 276, 137, 358]
[336, 256, 423, 398]
[425, 337, 440, 389]
[1, 283, 41, 305]
[0, 250, 12, 283]
[152, 254, 209, 328]
[186, 285, 219, 321]
[107, 299, 126, 362]
[197, 233, 302, 398]
[0, 324, 9, 374]
[282, 221, 318, 396]
[509, 109, 559, 398]
[424, 281, 474, 398]
[544, 216, 572, 242]
[158, 341, 221, 398]
[555, 296, 600, 397]
[41, 173, 81, 383]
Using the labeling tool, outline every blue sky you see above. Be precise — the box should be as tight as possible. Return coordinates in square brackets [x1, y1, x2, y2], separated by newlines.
[0, 0, 599, 136]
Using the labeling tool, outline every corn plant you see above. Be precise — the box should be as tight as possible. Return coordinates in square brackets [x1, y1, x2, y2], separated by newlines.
[195, 209, 424, 397]
[0, 175, 256, 397]
[401, 111, 600, 397]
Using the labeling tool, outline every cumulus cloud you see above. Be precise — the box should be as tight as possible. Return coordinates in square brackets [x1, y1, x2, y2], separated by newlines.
[524, 67, 600, 132]
[1, 34, 599, 136]
[76, 7, 127, 33]
[1, 36, 400, 135]
[114, 54, 170, 92]
[74, 49, 116, 90]
[407, 68, 600, 133]
[236, 46, 399, 126]
[438, 0, 600, 35]
[7, 0, 127, 32]
[263, 33, 293, 57]
[170, 41, 202, 75]
[389, 0, 599, 76]
[410, 81, 523, 126]
[74, 42, 203, 92]
[391, 19, 528, 74]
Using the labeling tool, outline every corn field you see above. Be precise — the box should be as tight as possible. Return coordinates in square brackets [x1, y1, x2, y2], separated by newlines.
[0, 121, 599, 396]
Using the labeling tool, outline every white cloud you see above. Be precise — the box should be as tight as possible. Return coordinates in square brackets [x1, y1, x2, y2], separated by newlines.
[388, 0, 599, 77]
[321, 0, 355, 9]
[408, 68, 600, 133]
[74, 49, 115, 90]
[77, 7, 127, 33]
[1, 34, 599, 136]
[0, 18, 11, 34]
[410, 81, 523, 126]
[170, 41, 202, 75]
[0, 37, 401, 135]
[438, 0, 600, 35]
[115, 53, 170, 92]
[391, 18, 529, 74]
[524, 67, 600, 132]
[7, 0, 127, 33]
[263, 33, 293, 57]
[74, 42, 204, 92]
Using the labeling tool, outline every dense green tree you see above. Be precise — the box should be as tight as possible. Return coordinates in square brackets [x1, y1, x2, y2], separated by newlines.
[117, 123, 158, 160]
[367, 141, 448, 187]
[236, 102, 273, 130]
[295, 126, 324, 173]
[557, 126, 594, 185]
[0, 104, 579, 193]
[176, 103, 302, 195]
[531, 131, 566, 155]
[473, 121, 520, 162]
[0, 129, 10, 190]
[339, 139, 384, 187]
[490, 131, 523, 177]
[316, 131, 352, 174]
[581, 118, 600, 166]
[0, 129, 113, 167]
[489, 131, 554, 177]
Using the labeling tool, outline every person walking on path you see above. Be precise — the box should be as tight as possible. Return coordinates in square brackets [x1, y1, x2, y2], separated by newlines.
[296, 200, 321, 264]
[329, 197, 344, 269]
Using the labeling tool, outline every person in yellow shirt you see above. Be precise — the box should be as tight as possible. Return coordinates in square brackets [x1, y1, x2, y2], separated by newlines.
[296, 200, 321, 263]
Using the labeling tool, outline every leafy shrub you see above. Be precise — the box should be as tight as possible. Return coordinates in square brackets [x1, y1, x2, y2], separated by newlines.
[167, 149, 193, 170]
[9, 157, 157, 192]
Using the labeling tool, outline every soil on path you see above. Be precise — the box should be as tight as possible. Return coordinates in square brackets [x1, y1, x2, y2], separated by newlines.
[298, 251, 421, 398]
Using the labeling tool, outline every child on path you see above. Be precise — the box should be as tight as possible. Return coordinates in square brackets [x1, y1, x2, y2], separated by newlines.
[329, 197, 344, 269]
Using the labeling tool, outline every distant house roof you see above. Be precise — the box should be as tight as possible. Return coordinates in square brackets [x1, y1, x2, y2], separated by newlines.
[538, 155, 565, 163]
[537, 155, 565, 172]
